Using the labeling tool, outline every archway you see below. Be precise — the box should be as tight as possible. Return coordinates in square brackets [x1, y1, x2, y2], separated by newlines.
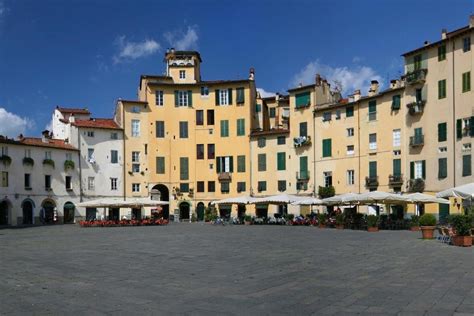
[238, 205, 246, 219]
[41, 199, 56, 224]
[0, 199, 11, 226]
[152, 184, 169, 219]
[219, 205, 231, 220]
[63, 202, 75, 224]
[196, 202, 205, 221]
[21, 199, 34, 225]
[256, 204, 268, 218]
[179, 202, 190, 221]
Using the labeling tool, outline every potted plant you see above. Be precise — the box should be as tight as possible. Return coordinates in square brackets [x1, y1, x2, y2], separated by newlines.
[64, 159, 75, 170]
[409, 215, 420, 231]
[449, 215, 472, 247]
[23, 157, 34, 166]
[335, 214, 344, 229]
[43, 158, 55, 168]
[366, 215, 379, 232]
[244, 215, 252, 225]
[419, 213, 437, 239]
[0, 155, 12, 166]
[317, 213, 327, 228]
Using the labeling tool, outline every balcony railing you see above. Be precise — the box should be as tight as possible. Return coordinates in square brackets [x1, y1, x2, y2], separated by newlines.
[410, 135, 424, 147]
[389, 174, 404, 185]
[218, 172, 232, 182]
[404, 69, 428, 85]
[408, 178, 425, 193]
[407, 100, 426, 115]
[365, 176, 379, 187]
[293, 136, 311, 148]
[296, 170, 310, 181]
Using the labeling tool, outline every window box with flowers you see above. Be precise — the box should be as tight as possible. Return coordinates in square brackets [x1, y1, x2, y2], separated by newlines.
[0, 155, 12, 166]
[43, 159, 55, 168]
[64, 160, 75, 171]
[23, 157, 34, 166]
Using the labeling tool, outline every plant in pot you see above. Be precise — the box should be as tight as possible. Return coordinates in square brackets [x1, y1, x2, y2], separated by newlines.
[317, 213, 327, 228]
[409, 215, 420, 231]
[243, 215, 252, 225]
[335, 214, 344, 229]
[419, 213, 436, 239]
[448, 215, 472, 247]
[366, 215, 379, 232]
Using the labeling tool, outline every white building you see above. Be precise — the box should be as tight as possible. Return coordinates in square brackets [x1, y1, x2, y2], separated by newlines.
[51, 107, 91, 141]
[0, 133, 80, 226]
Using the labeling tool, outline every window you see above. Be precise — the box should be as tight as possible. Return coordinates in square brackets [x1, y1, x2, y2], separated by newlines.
[196, 144, 204, 160]
[414, 54, 422, 70]
[207, 110, 214, 125]
[457, 117, 474, 138]
[258, 154, 266, 171]
[180, 183, 189, 193]
[180, 157, 189, 180]
[66, 153, 72, 161]
[156, 157, 165, 174]
[255, 104, 261, 112]
[335, 110, 341, 120]
[236, 118, 245, 136]
[277, 152, 286, 171]
[347, 145, 354, 155]
[347, 170, 355, 185]
[44, 175, 51, 189]
[111, 132, 118, 140]
[258, 137, 266, 148]
[322, 112, 331, 122]
[216, 156, 233, 173]
[295, 91, 310, 108]
[463, 143, 472, 151]
[462, 72, 471, 93]
[45, 151, 52, 160]
[237, 155, 245, 172]
[347, 128, 354, 137]
[392, 95, 401, 110]
[110, 150, 118, 164]
[323, 172, 332, 187]
[438, 45, 446, 61]
[65, 176, 72, 190]
[24, 173, 31, 188]
[111, 178, 117, 190]
[88, 177, 94, 190]
[87, 131, 95, 137]
[155, 90, 164, 106]
[132, 151, 140, 172]
[131, 120, 140, 137]
[175, 90, 192, 107]
[393, 150, 401, 156]
[196, 110, 204, 125]
[369, 161, 377, 178]
[197, 181, 205, 193]
[216, 89, 230, 106]
[179, 121, 188, 138]
[269, 108, 276, 118]
[299, 122, 307, 137]
[322, 139, 332, 157]
[463, 36, 471, 52]
[24, 149, 31, 158]
[463, 155, 472, 176]
[346, 106, 354, 117]
[438, 123, 447, 142]
[299, 156, 308, 179]
[236, 87, 245, 104]
[368, 100, 376, 121]
[257, 181, 267, 192]
[411, 160, 426, 179]
[179, 70, 186, 79]
[237, 182, 246, 193]
[296, 182, 308, 191]
[369, 133, 377, 150]
[131, 106, 140, 113]
[220, 120, 229, 137]
[393, 159, 401, 176]
[208, 181, 215, 192]
[132, 183, 140, 193]
[438, 158, 447, 179]
[207, 144, 215, 159]
[201, 86, 209, 97]
[221, 182, 230, 193]
[277, 136, 286, 145]
[393, 129, 401, 147]
[87, 148, 95, 162]
[438, 79, 446, 99]
[155, 121, 165, 138]
[278, 180, 286, 192]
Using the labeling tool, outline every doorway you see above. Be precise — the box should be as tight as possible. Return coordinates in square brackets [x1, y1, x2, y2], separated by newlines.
[22, 199, 34, 225]
[179, 202, 190, 221]
[152, 184, 169, 219]
[196, 202, 205, 221]
[237, 205, 246, 219]
[0, 200, 10, 225]
[132, 208, 141, 220]
[41, 200, 56, 224]
[63, 202, 75, 224]
[109, 208, 120, 221]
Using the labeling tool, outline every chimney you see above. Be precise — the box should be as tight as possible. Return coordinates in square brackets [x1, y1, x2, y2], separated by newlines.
[470, 15, 474, 28]
[424, 41, 430, 46]
[368, 80, 379, 96]
[298, 83, 303, 88]
[41, 130, 50, 143]
[348, 94, 355, 103]
[315, 73, 322, 86]
[353, 89, 361, 101]
[441, 29, 447, 40]
[249, 67, 255, 81]
[390, 79, 401, 89]
[69, 114, 75, 123]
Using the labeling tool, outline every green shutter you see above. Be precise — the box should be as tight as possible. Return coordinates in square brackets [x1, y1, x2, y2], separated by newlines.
[369, 161, 377, 178]
[410, 162, 414, 179]
[229, 156, 234, 172]
[258, 154, 266, 171]
[393, 159, 401, 176]
[368, 100, 376, 112]
[463, 72, 471, 92]
[220, 120, 229, 137]
[463, 155, 472, 176]
[299, 122, 307, 137]
[322, 139, 332, 157]
[438, 122, 447, 142]
[299, 156, 308, 173]
[392, 95, 401, 110]
[237, 119, 245, 136]
[215, 89, 220, 106]
[421, 160, 426, 179]
[295, 92, 310, 108]
[156, 157, 165, 174]
[346, 106, 354, 117]
[438, 158, 447, 179]
[438, 80, 446, 99]
[188, 90, 193, 106]
[438, 45, 446, 61]
[470, 116, 474, 136]
[237, 88, 245, 103]
[216, 158, 221, 173]
[277, 152, 286, 171]
[256, 104, 261, 112]
[228, 88, 233, 105]
[174, 90, 179, 106]
[180, 157, 189, 180]
[237, 155, 245, 172]
[457, 119, 463, 139]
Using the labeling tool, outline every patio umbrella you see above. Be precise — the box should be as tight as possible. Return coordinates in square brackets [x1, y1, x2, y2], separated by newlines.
[252, 193, 306, 204]
[436, 182, 474, 199]
[211, 195, 256, 205]
[77, 198, 169, 208]
[291, 197, 324, 205]
[321, 193, 361, 205]
[356, 191, 407, 205]
[403, 193, 449, 204]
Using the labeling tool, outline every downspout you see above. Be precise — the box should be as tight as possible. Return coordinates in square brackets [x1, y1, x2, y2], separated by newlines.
[77, 129, 83, 202]
[122, 103, 126, 201]
[451, 40, 456, 188]
[357, 100, 361, 194]
[312, 107, 316, 197]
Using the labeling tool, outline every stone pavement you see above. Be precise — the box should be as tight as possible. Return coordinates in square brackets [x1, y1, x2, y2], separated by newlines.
[0, 224, 473, 315]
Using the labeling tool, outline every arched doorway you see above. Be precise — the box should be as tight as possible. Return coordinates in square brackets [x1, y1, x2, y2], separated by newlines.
[0, 199, 11, 226]
[41, 199, 56, 224]
[21, 199, 34, 225]
[196, 202, 205, 221]
[63, 202, 75, 224]
[179, 202, 190, 221]
[152, 184, 169, 219]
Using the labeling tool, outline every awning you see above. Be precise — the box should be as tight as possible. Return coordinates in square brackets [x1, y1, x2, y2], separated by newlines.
[77, 198, 169, 208]
[436, 182, 474, 199]
[211, 195, 256, 205]
[252, 193, 307, 204]
[403, 193, 449, 204]
[291, 197, 323, 205]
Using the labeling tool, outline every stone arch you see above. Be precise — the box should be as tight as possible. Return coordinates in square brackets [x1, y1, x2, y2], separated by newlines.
[151, 184, 169, 219]
[0, 199, 12, 226]
[41, 199, 56, 224]
[63, 201, 75, 224]
[21, 198, 35, 225]
[178, 201, 191, 221]
[196, 202, 205, 221]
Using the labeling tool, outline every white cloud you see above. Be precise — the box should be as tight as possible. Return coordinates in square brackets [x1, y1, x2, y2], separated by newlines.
[257, 88, 275, 98]
[0, 108, 34, 137]
[113, 36, 160, 64]
[291, 59, 383, 96]
[352, 56, 363, 63]
[164, 25, 199, 51]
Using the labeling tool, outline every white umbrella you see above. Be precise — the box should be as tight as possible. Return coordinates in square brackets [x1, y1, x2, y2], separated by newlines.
[77, 197, 168, 208]
[403, 193, 449, 204]
[291, 197, 324, 205]
[211, 195, 256, 205]
[252, 193, 306, 204]
[322, 192, 361, 205]
[357, 191, 407, 204]
[436, 182, 474, 199]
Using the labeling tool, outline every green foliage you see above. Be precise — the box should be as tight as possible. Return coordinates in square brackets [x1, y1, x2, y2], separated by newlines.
[410, 215, 420, 227]
[64, 160, 75, 170]
[204, 207, 217, 222]
[191, 213, 197, 222]
[244, 215, 252, 222]
[335, 214, 344, 225]
[317, 213, 327, 225]
[22, 157, 34, 166]
[284, 214, 295, 221]
[419, 213, 436, 226]
[448, 214, 472, 236]
[409, 178, 425, 193]
[43, 158, 55, 168]
[318, 186, 335, 199]
[366, 215, 379, 228]
[0, 155, 12, 165]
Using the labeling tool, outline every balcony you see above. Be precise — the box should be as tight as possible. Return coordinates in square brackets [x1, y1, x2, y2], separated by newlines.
[296, 170, 310, 181]
[294, 135, 311, 148]
[408, 178, 425, 193]
[410, 135, 424, 147]
[389, 174, 404, 185]
[404, 69, 428, 85]
[407, 100, 426, 115]
[218, 172, 232, 182]
[365, 176, 379, 188]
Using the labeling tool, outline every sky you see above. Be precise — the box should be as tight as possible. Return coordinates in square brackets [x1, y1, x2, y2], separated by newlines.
[0, 0, 473, 137]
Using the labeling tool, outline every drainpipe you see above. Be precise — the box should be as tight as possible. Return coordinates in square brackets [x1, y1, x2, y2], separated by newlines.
[357, 101, 361, 194]
[122, 103, 126, 201]
[451, 40, 456, 188]
[77, 128, 83, 202]
[312, 107, 316, 197]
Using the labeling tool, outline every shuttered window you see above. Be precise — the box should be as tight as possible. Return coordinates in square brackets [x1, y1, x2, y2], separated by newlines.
[438, 45, 446, 61]
[295, 91, 311, 108]
[179, 121, 188, 138]
[236, 87, 245, 104]
[438, 122, 447, 142]
[255, 104, 261, 112]
[180, 157, 189, 180]
[322, 139, 332, 158]
[457, 119, 463, 139]
[236, 118, 245, 136]
[368, 100, 377, 121]
[237, 155, 246, 173]
[369, 161, 377, 178]
[258, 154, 266, 172]
[392, 95, 401, 110]
[462, 71, 471, 93]
[462, 155, 472, 176]
[156, 121, 165, 138]
[393, 159, 401, 176]
[299, 122, 307, 137]
[156, 157, 165, 174]
[438, 79, 446, 99]
[277, 152, 286, 171]
[438, 158, 447, 179]
[220, 120, 229, 137]
[346, 106, 354, 117]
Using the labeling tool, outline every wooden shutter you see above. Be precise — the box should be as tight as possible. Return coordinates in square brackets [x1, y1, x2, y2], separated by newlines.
[277, 152, 286, 170]
[229, 156, 234, 172]
[237, 155, 245, 172]
[216, 157, 221, 173]
[369, 161, 377, 178]
[187, 90, 193, 106]
[438, 123, 447, 142]
[393, 159, 401, 176]
[410, 162, 414, 179]
[215, 89, 220, 106]
[180, 157, 188, 180]
[457, 119, 463, 139]
[438, 158, 447, 179]
[322, 139, 332, 157]
[470, 116, 474, 137]
[228, 88, 233, 105]
[421, 160, 426, 179]
[174, 91, 179, 107]
[463, 155, 472, 176]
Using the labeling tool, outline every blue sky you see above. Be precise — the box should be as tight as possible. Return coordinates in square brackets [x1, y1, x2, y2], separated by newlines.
[0, 0, 472, 137]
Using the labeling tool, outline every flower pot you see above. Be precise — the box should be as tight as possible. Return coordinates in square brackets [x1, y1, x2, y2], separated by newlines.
[318, 224, 326, 228]
[410, 226, 421, 232]
[452, 235, 472, 247]
[244, 221, 252, 225]
[335, 225, 344, 230]
[420, 226, 436, 239]
[367, 227, 379, 232]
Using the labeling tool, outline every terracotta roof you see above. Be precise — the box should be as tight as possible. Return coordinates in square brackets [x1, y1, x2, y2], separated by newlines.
[145, 79, 250, 87]
[287, 84, 316, 93]
[118, 99, 148, 104]
[250, 129, 290, 137]
[402, 26, 471, 56]
[19, 137, 78, 151]
[56, 107, 90, 115]
[72, 118, 122, 130]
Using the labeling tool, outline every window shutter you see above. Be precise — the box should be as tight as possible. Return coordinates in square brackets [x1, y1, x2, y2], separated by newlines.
[457, 119, 463, 139]
[228, 88, 233, 105]
[369, 161, 377, 178]
[410, 162, 414, 179]
[438, 158, 447, 179]
[470, 116, 474, 137]
[463, 155, 472, 176]
[421, 160, 426, 179]
[277, 152, 286, 171]
[229, 156, 234, 172]
[188, 90, 193, 106]
[215, 89, 220, 106]
[174, 91, 179, 107]
[393, 159, 401, 176]
[216, 158, 221, 173]
[299, 156, 308, 173]
[180, 157, 188, 180]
